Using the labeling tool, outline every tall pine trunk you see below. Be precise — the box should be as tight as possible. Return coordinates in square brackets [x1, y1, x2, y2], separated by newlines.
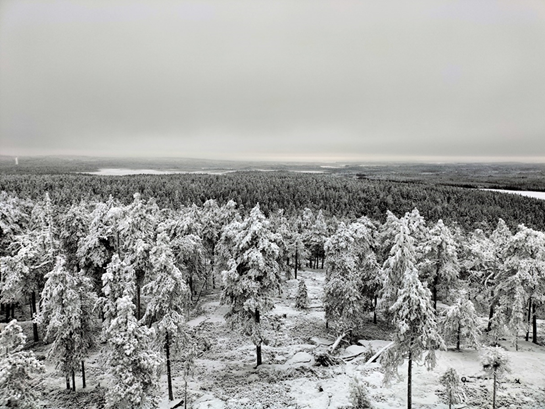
[136, 284, 141, 321]
[166, 332, 173, 401]
[255, 309, 262, 366]
[532, 303, 538, 344]
[71, 370, 76, 392]
[492, 370, 497, 409]
[373, 295, 378, 324]
[526, 297, 532, 341]
[31, 291, 39, 342]
[82, 361, 86, 388]
[433, 270, 439, 311]
[294, 248, 298, 280]
[456, 322, 461, 351]
[407, 350, 412, 409]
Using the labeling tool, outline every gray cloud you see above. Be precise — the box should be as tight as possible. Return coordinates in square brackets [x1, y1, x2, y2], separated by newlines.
[1, 0, 545, 161]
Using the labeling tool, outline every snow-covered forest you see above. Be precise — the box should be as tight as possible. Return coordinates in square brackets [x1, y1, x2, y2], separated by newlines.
[1, 187, 545, 408]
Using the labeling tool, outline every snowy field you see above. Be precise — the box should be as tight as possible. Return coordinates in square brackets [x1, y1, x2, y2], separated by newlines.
[19, 269, 545, 409]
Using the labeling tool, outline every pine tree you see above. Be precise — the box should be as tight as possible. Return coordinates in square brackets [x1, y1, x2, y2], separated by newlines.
[480, 346, 511, 409]
[295, 279, 309, 309]
[0, 319, 45, 408]
[324, 221, 378, 333]
[440, 290, 480, 351]
[142, 228, 191, 401]
[0, 195, 58, 342]
[220, 204, 283, 366]
[419, 220, 459, 311]
[439, 368, 464, 409]
[498, 225, 545, 344]
[37, 256, 97, 390]
[381, 221, 444, 409]
[101, 255, 161, 408]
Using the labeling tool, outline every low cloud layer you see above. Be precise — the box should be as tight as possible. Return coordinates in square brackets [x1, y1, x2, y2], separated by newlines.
[1, 0, 545, 161]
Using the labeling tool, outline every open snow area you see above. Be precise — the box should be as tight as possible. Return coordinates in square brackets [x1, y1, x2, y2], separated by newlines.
[14, 269, 545, 409]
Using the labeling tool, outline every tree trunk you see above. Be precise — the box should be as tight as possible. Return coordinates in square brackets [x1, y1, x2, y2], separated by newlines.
[532, 303, 538, 344]
[294, 248, 298, 280]
[373, 295, 378, 324]
[456, 322, 461, 351]
[11, 304, 15, 319]
[492, 371, 497, 409]
[407, 350, 412, 409]
[433, 273, 439, 311]
[211, 245, 216, 289]
[526, 297, 532, 341]
[166, 333, 174, 401]
[136, 284, 141, 321]
[66, 375, 71, 390]
[31, 291, 39, 342]
[82, 360, 86, 389]
[255, 309, 262, 366]
[321, 256, 324, 270]
[72, 370, 76, 392]
[5, 303, 9, 321]
[487, 303, 494, 332]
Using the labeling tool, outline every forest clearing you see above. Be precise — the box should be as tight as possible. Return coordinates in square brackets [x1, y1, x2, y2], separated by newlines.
[4, 269, 545, 409]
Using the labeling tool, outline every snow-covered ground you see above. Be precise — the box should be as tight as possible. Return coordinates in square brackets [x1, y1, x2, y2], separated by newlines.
[17, 269, 545, 408]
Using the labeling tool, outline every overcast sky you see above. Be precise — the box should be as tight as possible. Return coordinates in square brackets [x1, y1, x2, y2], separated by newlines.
[1, 0, 545, 162]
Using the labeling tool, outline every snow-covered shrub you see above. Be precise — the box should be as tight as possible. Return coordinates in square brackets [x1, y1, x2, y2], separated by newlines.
[480, 346, 511, 409]
[295, 279, 308, 309]
[439, 367, 464, 409]
[347, 377, 373, 409]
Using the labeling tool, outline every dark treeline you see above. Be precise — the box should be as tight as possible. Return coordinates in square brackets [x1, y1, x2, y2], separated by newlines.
[1, 172, 544, 231]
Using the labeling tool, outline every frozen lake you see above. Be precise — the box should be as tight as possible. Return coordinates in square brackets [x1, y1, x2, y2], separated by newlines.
[85, 168, 234, 176]
[482, 188, 545, 200]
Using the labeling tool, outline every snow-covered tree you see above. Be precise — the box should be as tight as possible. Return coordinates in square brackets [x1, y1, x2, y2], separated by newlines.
[498, 225, 545, 344]
[324, 220, 379, 334]
[220, 204, 283, 366]
[37, 256, 97, 390]
[480, 346, 511, 409]
[0, 195, 58, 342]
[419, 220, 459, 311]
[381, 221, 444, 409]
[142, 228, 190, 401]
[439, 291, 480, 351]
[439, 368, 464, 409]
[295, 279, 309, 310]
[58, 202, 90, 272]
[101, 255, 161, 408]
[0, 319, 45, 408]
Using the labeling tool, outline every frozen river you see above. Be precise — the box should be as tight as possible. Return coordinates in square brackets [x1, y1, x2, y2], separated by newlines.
[482, 189, 545, 200]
